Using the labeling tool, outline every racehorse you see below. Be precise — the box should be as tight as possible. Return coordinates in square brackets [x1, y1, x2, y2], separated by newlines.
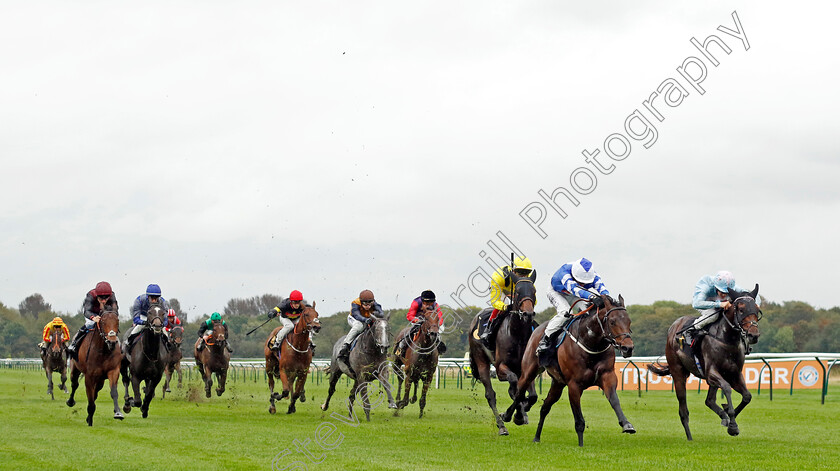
[394, 312, 439, 418]
[66, 310, 124, 425]
[468, 271, 538, 435]
[41, 327, 68, 400]
[194, 321, 230, 398]
[321, 313, 397, 421]
[162, 324, 184, 398]
[265, 304, 321, 414]
[504, 294, 636, 446]
[121, 304, 167, 417]
[648, 285, 761, 440]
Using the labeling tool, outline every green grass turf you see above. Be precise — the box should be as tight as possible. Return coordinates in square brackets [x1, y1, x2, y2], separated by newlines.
[1, 367, 838, 470]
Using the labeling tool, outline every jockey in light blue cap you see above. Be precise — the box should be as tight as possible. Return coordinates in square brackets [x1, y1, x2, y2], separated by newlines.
[682, 270, 760, 344]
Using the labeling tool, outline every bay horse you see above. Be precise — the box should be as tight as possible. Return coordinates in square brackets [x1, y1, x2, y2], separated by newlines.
[321, 313, 397, 421]
[468, 271, 538, 435]
[265, 303, 321, 414]
[648, 285, 761, 440]
[66, 310, 124, 425]
[162, 324, 184, 398]
[41, 327, 68, 400]
[194, 321, 230, 398]
[394, 312, 440, 418]
[121, 304, 167, 417]
[504, 294, 636, 446]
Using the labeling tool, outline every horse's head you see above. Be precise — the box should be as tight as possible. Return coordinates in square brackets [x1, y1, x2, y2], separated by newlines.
[147, 305, 165, 334]
[371, 314, 390, 354]
[170, 325, 184, 347]
[301, 303, 321, 334]
[510, 272, 537, 322]
[415, 312, 441, 348]
[98, 310, 120, 349]
[49, 328, 64, 355]
[599, 294, 634, 357]
[727, 283, 761, 345]
[211, 320, 226, 345]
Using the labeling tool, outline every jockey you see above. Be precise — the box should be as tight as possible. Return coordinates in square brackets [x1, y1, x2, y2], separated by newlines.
[683, 270, 760, 344]
[338, 289, 383, 362]
[536, 257, 610, 356]
[39, 317, 70, 355]
[164, 309, 182, 332]
[67, 281, 119, 358]
[125, 284, 171, 351]
[196, 312, 233, 353]
[267, 290, 315, 352]
[480, 256, 536, 348]
[394, 290, 446, 357]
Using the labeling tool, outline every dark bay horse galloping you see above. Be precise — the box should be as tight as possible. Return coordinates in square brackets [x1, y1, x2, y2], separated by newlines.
[648, 285, 761, 440]
[66, 310, 124, 426]
[505, 294, 636, 446]
[121, 305, 167, 417]
[394, 313, 439, 418]
[195, 322, 230, 398]
[41, 327, 68, 400]
[321, 314, 396, 421]
[468, 272, 538, 435]
[265, 304, 321, 414]
[162, 325, 184, 398]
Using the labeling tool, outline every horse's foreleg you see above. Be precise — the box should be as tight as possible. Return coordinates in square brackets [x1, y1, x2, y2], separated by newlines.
[163, 366, 172, 395]
[217, 368, 227, 396]
[142, 376, 161, 418]
[320, 368, 341, 411]
[176, 363, 182, 387]
[410, 380, 418, 404]
[601, 371, 635, 434]
[477, 364, 508, 435]
[288, 372, 304, 414]
[398, 374, 412, 409]
[394, 368, 405, 407]
[534, 379, 565, 443]
[66, 364, 80, 408]
[418, 376, 432, 418]
[108, 368, 124, 420]
[60, 365, 68, 393]
[567, 383, 586, 447]
[45, 367, 54, 399]
[85, 376, 99, 426]
[377, 365, 396, 409]
[706, 368, 738, 436]
[278, 369, 291, 400]
[131, 373, 143, 408]
[731, 374, 752, 418]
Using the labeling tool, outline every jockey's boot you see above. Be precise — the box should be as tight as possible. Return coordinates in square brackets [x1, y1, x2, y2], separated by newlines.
[270, 337, 281, 351]
[393, 339, 405, 357]
[437, 341, 447, 354]
[338, 343, 351, 362]
[309, 339, 316, 352]
[66, 329, 87, 359]
[480, 321, 495, 349]
[225, 343, 234, 354]
[196, 339, 205, 352]
[535, 334, 552, 357]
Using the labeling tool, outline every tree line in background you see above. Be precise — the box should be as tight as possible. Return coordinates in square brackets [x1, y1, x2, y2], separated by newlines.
[1, 293, 838, 359]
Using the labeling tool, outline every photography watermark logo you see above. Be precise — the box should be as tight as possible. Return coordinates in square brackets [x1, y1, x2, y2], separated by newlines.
[798, 366, 819, 387]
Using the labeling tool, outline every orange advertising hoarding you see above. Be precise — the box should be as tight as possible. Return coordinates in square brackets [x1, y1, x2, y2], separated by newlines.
[614, 360, 827, 391]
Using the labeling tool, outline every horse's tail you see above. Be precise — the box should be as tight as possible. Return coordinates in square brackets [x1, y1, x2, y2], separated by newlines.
[647, 361, 670, 377]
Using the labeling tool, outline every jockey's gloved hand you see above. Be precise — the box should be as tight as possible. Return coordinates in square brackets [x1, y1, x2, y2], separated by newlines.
[365, 317, 374, 326]
[267, 311, 277, 319]
[590, 296, 605, 309]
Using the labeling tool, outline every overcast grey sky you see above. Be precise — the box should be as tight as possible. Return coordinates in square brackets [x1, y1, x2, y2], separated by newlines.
[2, 2, 838, 321]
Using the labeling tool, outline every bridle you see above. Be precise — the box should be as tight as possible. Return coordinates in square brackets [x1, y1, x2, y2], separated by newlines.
[721, 296, 762, 350]
[569, 300, 632, 354]
[509, 278, 536, 320]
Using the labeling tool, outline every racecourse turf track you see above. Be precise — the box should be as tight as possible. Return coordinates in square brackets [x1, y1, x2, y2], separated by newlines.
[1, 367, 839, 470]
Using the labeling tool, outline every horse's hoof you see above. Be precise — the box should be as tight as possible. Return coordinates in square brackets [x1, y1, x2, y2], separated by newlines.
[320, 403, 328, 411]
[165, 388, 171, 393]
[533, 438, 540, 443]
[66, 399, 75, 407]
[388, 402, 398, 409]
[300, 393, 306, 403]
[269, 407, 276, 414]
[513, 414, 525, 426]
[123, 405, 131, 413]
[114, 412, 124, 420]
[205, 391, 211, 398]
[216, 389, 223, 397]
[499, 427, 509, 436]
[287, 408, 295, 414]
[410, 397, 417, 404]
[727, 423, 740, 436]
[622, 423, 636, 434]
[86, 418, 93, 427]
[142, 410, 148, 419]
